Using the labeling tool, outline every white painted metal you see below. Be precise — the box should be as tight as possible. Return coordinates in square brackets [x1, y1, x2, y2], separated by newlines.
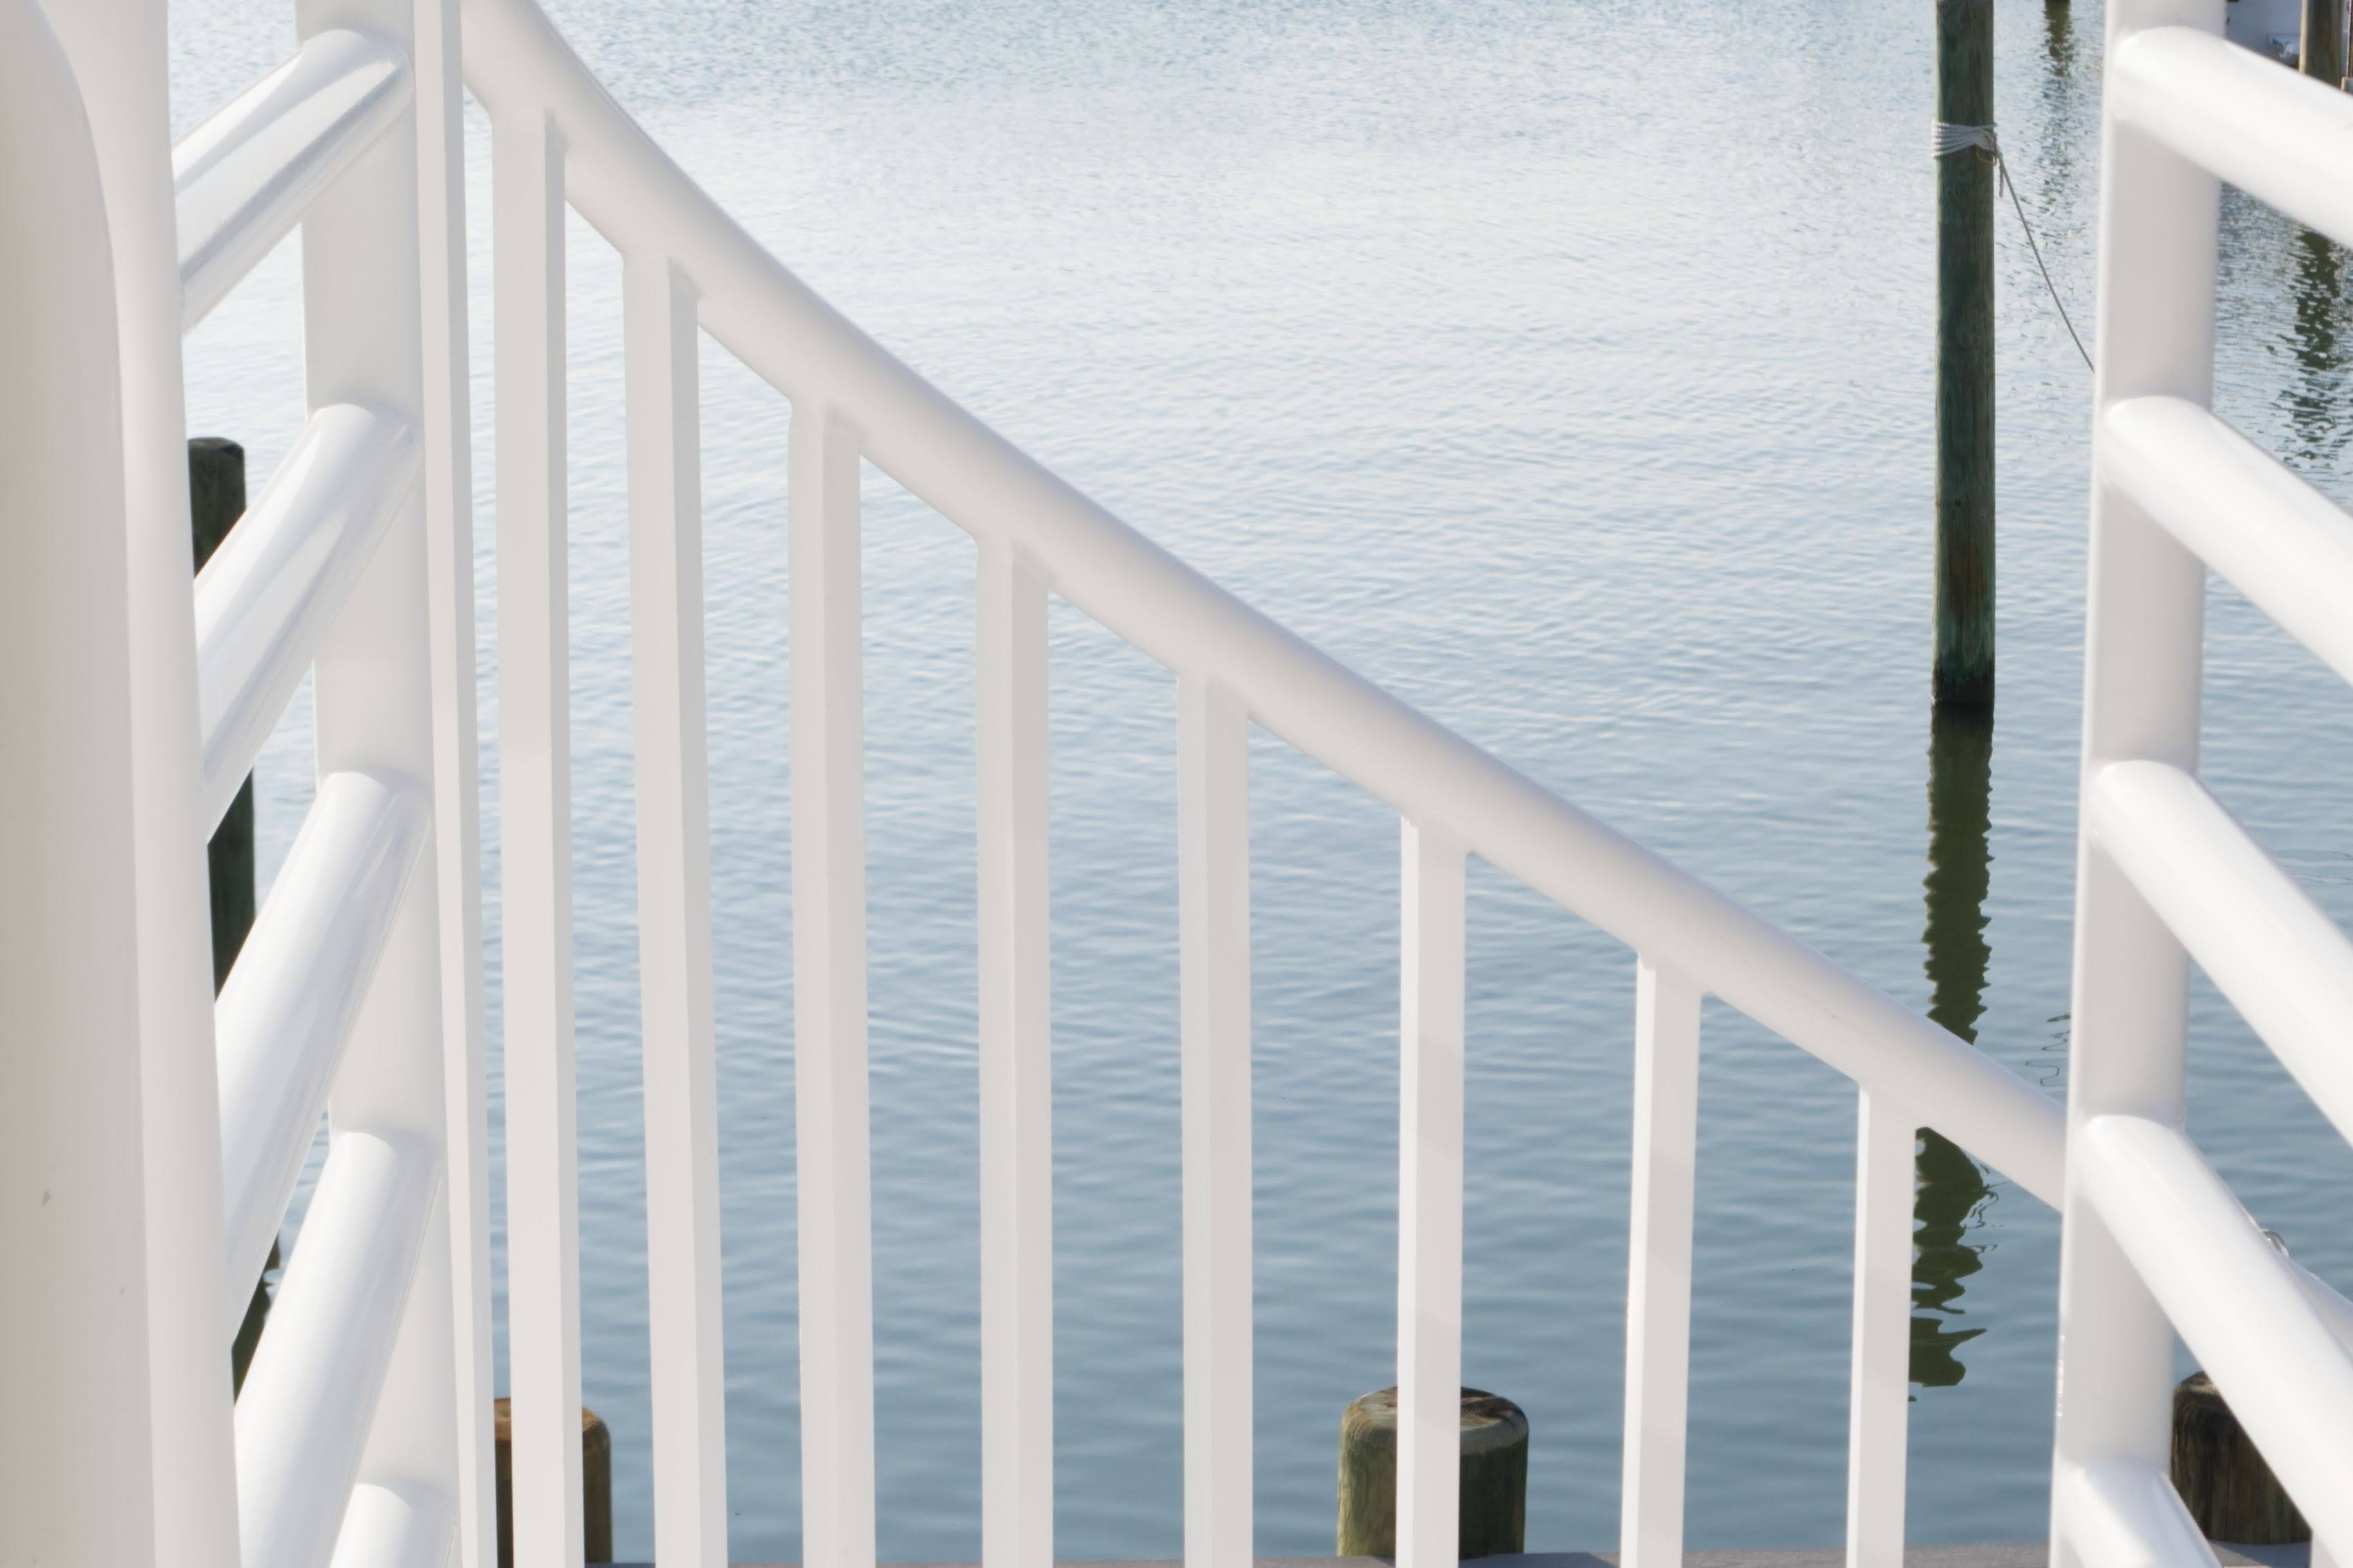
[0, 11, 160, 1560]
[193, 403, 420, 829]
[2076, 1116, 2353, 1542]
[1845, 1090, 1913, 1568]
[2101, 396, 2353, 684]
[2055, 1461, 2218, 1568]
[1179, 675, 1254, 1568]
[627, 251, 731, 1568]
[2051, 5, 2221, 1563]
[789, 402, 880, 1568]
[2110, 23, 2353, 249]
[2090, 759, 2353, 1143]
[494, 95, 587, 1568]
[979, 538, 1057, 1568]
[414, 0, 494, 1553]
[1397, 823, 1466, 1568]
[236, 1130, 437, 1568]
[37, 0, 249, 1561]
[1620, 961, 1698, 1568]
[297, 0, 466, 1549]
[215, 770, 429, 1315]
[2058, 0, 2353, 1555]
[332, 1482, 459, 1568]
[171, 28, 409, 332]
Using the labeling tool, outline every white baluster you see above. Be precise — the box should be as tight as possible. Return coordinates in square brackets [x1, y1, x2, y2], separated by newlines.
[495, 101, 583, 1568]
[628, 252, 728, 1568]
[1846, 1088, 1913, 1568]
[1179, 675, 1253, 1568]
[978, 538, 1055, 1568]
[413, 0, 494, 1559]
[790, 402, 878, 1568]
[1398, 822, 1466, 1568]
[1622, 958, 1699, 1568]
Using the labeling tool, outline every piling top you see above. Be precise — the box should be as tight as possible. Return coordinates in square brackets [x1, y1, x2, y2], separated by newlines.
[1340, 1387, 1528, 1457]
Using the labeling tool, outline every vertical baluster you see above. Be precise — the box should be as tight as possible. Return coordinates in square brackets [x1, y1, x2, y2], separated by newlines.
[2050, 6, 2220, 1563]
[1398, 822, 1466, 1568]
[628, 254, 728, 1568]
[1621, 959, 1699, 1568]
[1179, 676, 1252, 1568]
[1845, 1088, 1913, 1568]
[297, 0, 462, 1540]
[790, 403, 878, 1568]
[415, 0, 496, 1560]
[495, 104, 583, 1568]
[36, 2, 241, 1560]
[977, 540, 1055, 1568]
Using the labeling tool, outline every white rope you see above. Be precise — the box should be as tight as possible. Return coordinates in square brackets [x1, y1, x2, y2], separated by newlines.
[1931, 121, 2000, 159]
[1927, 120, 2094, 370]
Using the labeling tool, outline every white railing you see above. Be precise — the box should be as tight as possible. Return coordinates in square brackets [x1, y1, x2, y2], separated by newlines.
[457, 8, 2070, 1568]
[13, 0, 2350, 1566]
[2054, 4, 2353, 1566]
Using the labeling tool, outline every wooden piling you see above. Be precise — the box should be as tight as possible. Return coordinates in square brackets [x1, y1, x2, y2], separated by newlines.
[194, 435, 275, 1398]
[189, 437, 255, 990]
[1337, 1386, 1527, 1560]
[1935, 0, 1996, 713]
[2171, 1371, 2308, 1545]
[2302, 0, 2345, 86]
[494, 1399, 614, 1565]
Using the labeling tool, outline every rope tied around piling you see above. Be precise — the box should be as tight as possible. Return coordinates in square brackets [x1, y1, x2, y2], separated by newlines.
[1931, 120, 2094, 372]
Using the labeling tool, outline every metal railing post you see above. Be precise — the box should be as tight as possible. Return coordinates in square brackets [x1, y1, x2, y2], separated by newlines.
[294, 0, 463, 1541]
[2051, 3, 2225, 1563]
[0, 6, 160, 1559]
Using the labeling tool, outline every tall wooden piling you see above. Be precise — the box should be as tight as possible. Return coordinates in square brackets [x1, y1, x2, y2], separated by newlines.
[189, 437, 255, 988]
[1935, 0, 1996, 713]
[2303, 0, 2345, 86]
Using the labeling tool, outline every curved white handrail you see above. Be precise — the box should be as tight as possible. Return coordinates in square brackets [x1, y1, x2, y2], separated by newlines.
[460, 0, 2065, 1204]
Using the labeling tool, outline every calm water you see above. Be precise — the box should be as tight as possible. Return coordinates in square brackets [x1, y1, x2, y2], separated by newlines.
[171, 1, 2353, 1559]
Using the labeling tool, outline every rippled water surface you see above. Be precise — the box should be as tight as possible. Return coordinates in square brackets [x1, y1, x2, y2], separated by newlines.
[171, 1, 2353, 1559]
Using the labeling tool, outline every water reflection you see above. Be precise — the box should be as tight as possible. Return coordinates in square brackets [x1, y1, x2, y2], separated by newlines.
[2280, 225, 2353, 464]
[1913, 710, 1996, 1388]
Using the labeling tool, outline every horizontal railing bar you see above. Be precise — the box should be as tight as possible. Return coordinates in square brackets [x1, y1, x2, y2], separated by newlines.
[215, 770, 429, 1327]
[2077, 1114, 2353, 1543]
[2103, 397, 2353, 686]
[2110, 26, 2353, 254]
[330, 1482, 457, 1568]
[194, 402, 418, 834]
[458, 0, 2066, 1208]
[2088, 759, 2353, 1149]
[235, 1129, 439, 1568]
[2056, 1460, 2220, 1568]
[174, 28, 411, 333]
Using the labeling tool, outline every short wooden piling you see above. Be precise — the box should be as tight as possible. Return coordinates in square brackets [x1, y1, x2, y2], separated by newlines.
[2171, 1371, 2309, 1544]
[1338, 1386, 1528, 1559]
[1935, 0, 1996, 713]
[494, 1399, 614, 1565]
[2303, 0, 2345, 86]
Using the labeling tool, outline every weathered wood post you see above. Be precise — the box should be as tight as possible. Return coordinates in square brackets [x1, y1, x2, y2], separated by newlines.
[1935, 0, 1997, 712]
[2172, 1372, 2309, 1543]
[189, 437, 256, 989]
[1338, 1386, 1528, 1559]
[192, 435, 280, 1398]
[494, 1399, 614, 1564]
[2303, 0, 2345, 86]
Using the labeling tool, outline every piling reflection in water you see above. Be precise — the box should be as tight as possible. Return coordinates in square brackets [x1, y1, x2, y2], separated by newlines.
[2282, 225, 2352, 465]
[1913, 709, 1996, 1388]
